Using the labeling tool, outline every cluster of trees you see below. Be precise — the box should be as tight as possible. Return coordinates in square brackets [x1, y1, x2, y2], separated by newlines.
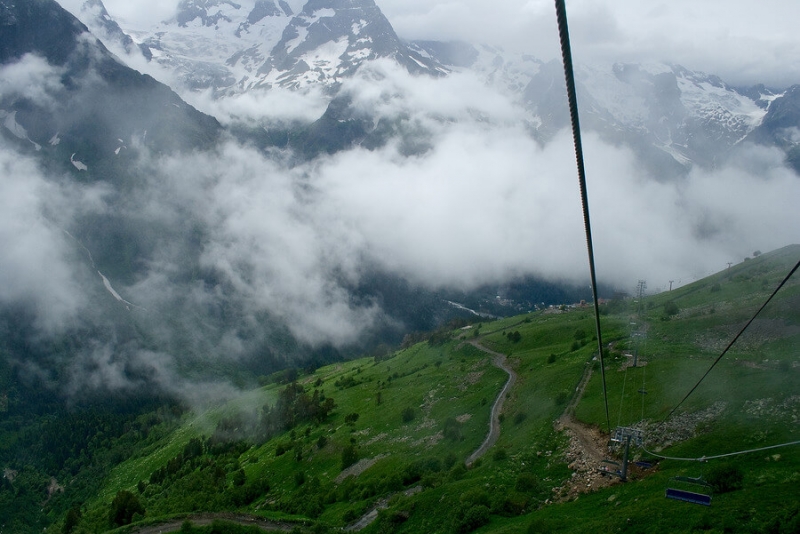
[109, 490, 145, 527]
[0, 384, 180, 534]
[400, 317, 482, 349]
[259, 383, 336, 441]
[506, 331, 522, 343]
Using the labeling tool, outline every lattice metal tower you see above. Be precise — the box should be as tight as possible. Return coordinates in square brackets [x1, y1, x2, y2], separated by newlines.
[636, 280, 647, 318]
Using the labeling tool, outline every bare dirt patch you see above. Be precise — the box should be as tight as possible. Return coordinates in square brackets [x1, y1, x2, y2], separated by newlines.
[336, 455, 387, 483]
[457, 371, 485, 391]
[130, 514, 295, 534]
[553, 362, 620, 501]
[412, 430, 444, 448]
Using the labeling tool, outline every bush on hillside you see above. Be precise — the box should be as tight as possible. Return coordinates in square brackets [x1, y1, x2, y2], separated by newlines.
[453, 505, 490, 533]
[401, 407, 415, 423]
[706, 464, 744, 493]
[341, 444, 359, 470]
[663, 301, 679, 317]
[108, 490, 145, 527]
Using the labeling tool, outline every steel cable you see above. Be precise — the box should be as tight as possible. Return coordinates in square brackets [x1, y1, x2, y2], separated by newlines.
[554, 0, 611, 433]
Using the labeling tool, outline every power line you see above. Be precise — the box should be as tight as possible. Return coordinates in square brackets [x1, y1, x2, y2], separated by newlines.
[642, 440, 800, 462]
[661, 258, 800, 424]
[554, 0, 611, 434]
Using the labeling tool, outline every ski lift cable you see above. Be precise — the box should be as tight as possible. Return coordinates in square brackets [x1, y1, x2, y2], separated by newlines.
[641, 440, 800, 462]
[554, 0, 611, 434]
[660, 258, 800, 425]
[617, 364, 629, 428]
[640, 363, 646, 423]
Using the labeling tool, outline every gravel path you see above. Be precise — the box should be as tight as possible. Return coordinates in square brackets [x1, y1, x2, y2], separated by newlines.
[127, 513, 296, 534]
[465, 340, 517, 466]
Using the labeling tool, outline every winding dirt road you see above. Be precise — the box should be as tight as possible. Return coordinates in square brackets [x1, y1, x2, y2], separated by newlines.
[127, 513, 296, 534]
[465, 340, 517, 466]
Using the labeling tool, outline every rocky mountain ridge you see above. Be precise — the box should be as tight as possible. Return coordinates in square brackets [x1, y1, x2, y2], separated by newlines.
[73, 0, 800, 173]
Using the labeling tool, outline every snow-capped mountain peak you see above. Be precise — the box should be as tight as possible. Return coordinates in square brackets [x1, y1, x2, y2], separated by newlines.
[110, 0, 442, 95]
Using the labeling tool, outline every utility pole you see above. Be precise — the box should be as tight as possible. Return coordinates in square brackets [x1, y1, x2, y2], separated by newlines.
[669, 280, 674, 291]
[727, 262, 733, 270]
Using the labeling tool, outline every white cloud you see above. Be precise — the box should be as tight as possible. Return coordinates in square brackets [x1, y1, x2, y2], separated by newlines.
[0, 142, 109, 332]
[142, 143, 381, 347]
[0, 54, 65, 108]
[123, 61, 799, 343]
[381, 0, 800, 87]
[184, 85, 331, 126]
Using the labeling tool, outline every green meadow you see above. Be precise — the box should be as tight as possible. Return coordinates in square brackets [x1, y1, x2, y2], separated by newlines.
[65, 246, 800, 533]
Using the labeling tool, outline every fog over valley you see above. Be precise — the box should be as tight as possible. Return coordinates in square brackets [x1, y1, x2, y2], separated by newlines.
[0, 0, 798, 401]
[1, 2, 800, 533]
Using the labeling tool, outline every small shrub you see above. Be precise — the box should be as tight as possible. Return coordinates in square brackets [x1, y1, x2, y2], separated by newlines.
[547, 353, 557, 364]
[493, 449, 508, 461]
[515, 472, 539, 492]
[401, 407, 415, 423]
[663, 300, 679, 317]
[460, 488, 491, 507]
[706, 464, 744, 493]
[344, 412, 360, 425]
[453, 505, 490, 533]
[449, 463, 467, 481]
[443, 417, 463, 441]
[108, 490, 145, 527]
[341, 444, 359, 470]
[443, 451, 457, 470]
[342, 508, 358, 523]
[317, 435, 328, 449]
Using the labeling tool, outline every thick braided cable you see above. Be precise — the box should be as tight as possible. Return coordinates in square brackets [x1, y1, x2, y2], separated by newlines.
[554, 0, 611, 433]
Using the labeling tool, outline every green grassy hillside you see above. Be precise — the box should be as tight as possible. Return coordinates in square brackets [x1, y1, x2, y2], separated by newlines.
[47, 246, 800, 533]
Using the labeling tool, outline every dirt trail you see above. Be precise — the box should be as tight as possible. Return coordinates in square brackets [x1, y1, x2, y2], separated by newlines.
[557, 363, 605, 462]
[128, 513, 295, 534]
[553, 361, 619, 500]
[465, 340, 517, 466]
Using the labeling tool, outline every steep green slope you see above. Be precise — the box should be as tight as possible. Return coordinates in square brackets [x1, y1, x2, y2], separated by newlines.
[21, 245, 800, 533]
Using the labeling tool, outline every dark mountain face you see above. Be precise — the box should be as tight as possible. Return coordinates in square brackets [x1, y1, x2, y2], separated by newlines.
[0, 0, 468, 404]
[0, 0, 87, 65]
[0, 0, 231, 393]
[78, 0, 153, 59]
[0, 0, 221, 169]
[747, 85, 800, 173]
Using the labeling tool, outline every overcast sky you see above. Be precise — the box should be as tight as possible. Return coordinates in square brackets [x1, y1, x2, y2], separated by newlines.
[93, 0, 800, 87]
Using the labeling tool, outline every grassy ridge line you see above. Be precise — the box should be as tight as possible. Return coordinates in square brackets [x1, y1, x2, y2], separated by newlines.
[83, 245, 800, 533]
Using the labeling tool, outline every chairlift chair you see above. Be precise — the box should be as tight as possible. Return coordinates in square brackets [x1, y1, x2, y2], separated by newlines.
[665, 476, 712, 506]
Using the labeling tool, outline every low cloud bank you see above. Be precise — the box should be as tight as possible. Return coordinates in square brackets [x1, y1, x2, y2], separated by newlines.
[1, 55, 797, 402]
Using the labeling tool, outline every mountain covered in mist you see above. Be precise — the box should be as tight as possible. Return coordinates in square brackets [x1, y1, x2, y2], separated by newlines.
[0, 1, 799, 532]
[73, 0, 800, 174]
[1, 0, 798, 402]
[126, 0, 444, 93]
